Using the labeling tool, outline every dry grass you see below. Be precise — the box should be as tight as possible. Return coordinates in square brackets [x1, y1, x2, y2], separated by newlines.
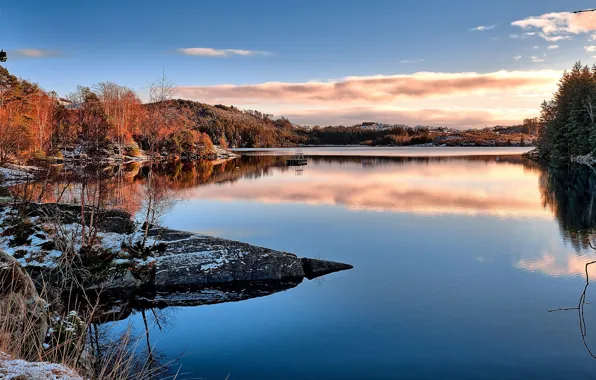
[0, 263, 178, 379]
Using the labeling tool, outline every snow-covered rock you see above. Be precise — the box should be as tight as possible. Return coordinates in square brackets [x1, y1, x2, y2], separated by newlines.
[0, 351, 82, 380]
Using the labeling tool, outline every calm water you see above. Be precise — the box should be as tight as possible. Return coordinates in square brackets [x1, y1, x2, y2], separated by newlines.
[96, 147, 596, 379]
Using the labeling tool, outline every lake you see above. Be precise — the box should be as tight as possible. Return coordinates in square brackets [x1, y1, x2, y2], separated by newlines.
[69, 147, 596, 379]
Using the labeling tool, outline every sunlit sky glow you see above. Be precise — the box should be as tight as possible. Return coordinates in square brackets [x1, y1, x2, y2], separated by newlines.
[4, 0, 596, 127]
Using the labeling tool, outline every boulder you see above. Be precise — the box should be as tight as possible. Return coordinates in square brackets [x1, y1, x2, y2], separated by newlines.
[301, 258, 354, 280]
[29, 203, 135, 234]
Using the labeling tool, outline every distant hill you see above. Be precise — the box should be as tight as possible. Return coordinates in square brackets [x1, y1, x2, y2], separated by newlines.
[159, 99, 535, 148]
[161, 99, 306, 148]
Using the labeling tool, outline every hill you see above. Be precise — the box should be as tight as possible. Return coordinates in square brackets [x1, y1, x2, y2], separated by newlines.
[162, 100, 306, 148]
[162, 100, 535, 148]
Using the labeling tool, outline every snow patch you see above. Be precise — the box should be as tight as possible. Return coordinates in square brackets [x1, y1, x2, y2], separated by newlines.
[0, 351, 82, 380]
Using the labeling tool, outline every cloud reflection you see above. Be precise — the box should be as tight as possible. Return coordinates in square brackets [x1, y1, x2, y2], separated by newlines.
[182, 159, 548, 218]
[517, 252, 596, 279]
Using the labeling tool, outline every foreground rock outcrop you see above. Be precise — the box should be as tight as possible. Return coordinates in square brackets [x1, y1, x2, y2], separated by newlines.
[0, 203, 353, 316]
[147, 226, 353, 289]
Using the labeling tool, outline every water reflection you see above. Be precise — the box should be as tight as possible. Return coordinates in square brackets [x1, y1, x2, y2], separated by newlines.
[539, 165, 596, 251]
[12, 151, 596, 378]
[10, 155, 596, 264]
[11, 154, 596, 256]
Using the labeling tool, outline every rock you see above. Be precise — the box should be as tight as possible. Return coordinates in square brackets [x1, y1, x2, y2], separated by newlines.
[301, 258, 354, 280]
[29, 203, 135, 234]
[87, 269, 141, 292]
[152, 227, 305, 288]
[0, 251, 49, 359]
[0, 351, 82, 380]
[95, 209, 135, 234]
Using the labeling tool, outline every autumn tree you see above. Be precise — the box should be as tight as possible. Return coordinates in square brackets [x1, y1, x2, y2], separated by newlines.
[94, 82, 144, 156]
[141, 72, 177, 155]
[0, 66, 49, 162]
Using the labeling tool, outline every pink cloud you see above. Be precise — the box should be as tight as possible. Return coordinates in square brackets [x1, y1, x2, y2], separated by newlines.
[176, 70, 560, 105]
[177, 48, 271, 57]
[278, 107, 537, 128]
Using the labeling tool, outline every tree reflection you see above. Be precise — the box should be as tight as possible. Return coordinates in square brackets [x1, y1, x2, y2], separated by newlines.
[538, 164, 596, 251]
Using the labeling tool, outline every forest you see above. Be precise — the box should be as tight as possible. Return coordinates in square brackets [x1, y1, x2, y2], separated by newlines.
[536, 62, 596, 163]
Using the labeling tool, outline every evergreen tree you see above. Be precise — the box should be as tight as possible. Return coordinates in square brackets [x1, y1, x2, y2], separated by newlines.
[538, 62, 596, 162]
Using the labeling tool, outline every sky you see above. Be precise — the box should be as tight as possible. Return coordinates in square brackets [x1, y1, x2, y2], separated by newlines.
[3, 0, 596, 128]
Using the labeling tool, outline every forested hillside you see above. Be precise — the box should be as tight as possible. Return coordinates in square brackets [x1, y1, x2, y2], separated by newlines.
[164, 100, 305, 147]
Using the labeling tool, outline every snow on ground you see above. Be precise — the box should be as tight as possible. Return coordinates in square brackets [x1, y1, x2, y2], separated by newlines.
[0, 206, 165, 270]
[0, 165, 35, 186]
[0, 207, 135, 269]
[0, 351, 82, 380]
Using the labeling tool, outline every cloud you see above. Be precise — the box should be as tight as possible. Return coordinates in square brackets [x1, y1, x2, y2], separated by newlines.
[469, 25, 496, 32]
[547, 44, 559, 49]
[510, 34, 520, 39]
[586, 46, 596, 52]
[177, 47, 272, 57]
[514, 55, 523, 60]
[541, 34, 572, 42]
[278, 107, 539, 129]
[512, 11, 596, 40]
[529, 56, 545, 62]
[11, 49, 64, 58]
[400, 58, 424, 64]
[176, 70, 560, 106]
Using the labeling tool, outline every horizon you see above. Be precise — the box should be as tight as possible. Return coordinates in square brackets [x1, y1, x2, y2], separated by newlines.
[4, 0, 596, 128]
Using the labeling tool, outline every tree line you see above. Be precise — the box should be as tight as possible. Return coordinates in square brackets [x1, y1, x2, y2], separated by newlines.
[536, 62, 596, 163]
[0, 66, 216, 164]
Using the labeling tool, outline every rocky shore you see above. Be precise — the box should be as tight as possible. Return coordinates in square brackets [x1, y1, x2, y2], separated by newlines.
[0, 202, 352, 307]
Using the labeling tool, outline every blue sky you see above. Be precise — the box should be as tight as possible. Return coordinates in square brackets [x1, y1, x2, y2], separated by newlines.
[3, 0, 596, 127]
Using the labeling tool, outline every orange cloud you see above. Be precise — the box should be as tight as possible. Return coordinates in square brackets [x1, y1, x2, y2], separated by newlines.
[176, 70, 560, 105]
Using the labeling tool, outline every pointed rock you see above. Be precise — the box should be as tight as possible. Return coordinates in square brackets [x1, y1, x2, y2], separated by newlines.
[301, 258, 354, 280]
